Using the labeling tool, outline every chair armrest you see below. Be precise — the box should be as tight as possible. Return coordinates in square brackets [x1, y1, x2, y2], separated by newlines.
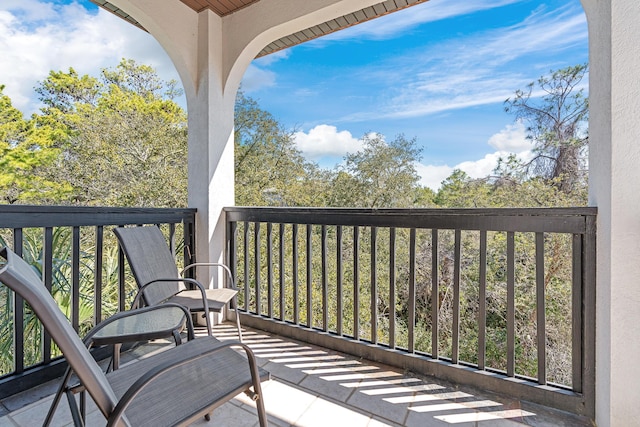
[131, 278, 211, 316]
[106, 340, 264, 426]
[180, 263, 238, 291]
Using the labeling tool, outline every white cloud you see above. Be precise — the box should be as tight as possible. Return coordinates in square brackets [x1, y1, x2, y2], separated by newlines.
[415, 163, 453, 191]
[334, 3, 587, 123]
[487, 121, 533, 152]
[293, 125, 363, 159]
[416, 123, 536, 191]
[241, 64, 276, 92]
[456, 152, 508, 179]
[0, 1, 181, 114]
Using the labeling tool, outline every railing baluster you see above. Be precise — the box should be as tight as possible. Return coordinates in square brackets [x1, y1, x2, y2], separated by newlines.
[452, 229, 461, 364]
[389, 227, 396, 349]
[581, 215, 597, 401]
[354, 226, 360, 340]
[118, 232, 126, 312]
[43, 227, 53, 363]
[306, 224, 313, 328]
[229, 221, 238, 302]
[169, 223, 176, 255]
[371, 226, 377, 344]
[184, 216, 197, 268]
[536, 232, 546, 385]
[322, 225, 328, 331]
[255, 222, 261, 316]
[507, 231, 515, 377]
[267, 222, 273, 318]
[13, 229, 24, 374]
[279, 223, 285, 321]
[431, 229, 439, 359]
[336, 225, 343, 336]
[93, 226, 103, 325]
[72, 227, 81, 331]
[292, 224, 299, 324]
[572, 232, 584, 392]
[478, 230, 487, 370]
[409, 228, 416, 353]
[243, 221, 249, 312]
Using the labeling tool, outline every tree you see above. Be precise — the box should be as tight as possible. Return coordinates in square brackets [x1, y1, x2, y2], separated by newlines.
[504, 64, 589, 193]
[37, 60, 188, 207]
[234, 91, 328, 207]
[329, 133, 423, 208]
[0, 86, 72, 204]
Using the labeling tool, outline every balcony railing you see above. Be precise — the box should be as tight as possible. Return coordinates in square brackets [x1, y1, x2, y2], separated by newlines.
[0, 205, 596, 420]
[0, 205, 196, 397]
[225, 207, 596, 418]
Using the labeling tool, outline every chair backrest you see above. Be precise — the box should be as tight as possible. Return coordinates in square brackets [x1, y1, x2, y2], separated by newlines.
[113, 226, 184, 306]
[0, 247, 118, 418]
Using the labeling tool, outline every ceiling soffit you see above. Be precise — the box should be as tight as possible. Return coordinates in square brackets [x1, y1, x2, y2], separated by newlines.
[90, 0, 429, 58]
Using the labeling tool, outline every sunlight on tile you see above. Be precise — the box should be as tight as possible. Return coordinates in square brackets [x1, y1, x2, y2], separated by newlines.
[384, 391, 473, 404]
[286, 360, 360, 369]
[248, 342, 301, 350]
[294, 394, 392, 427]
[340, 378, 422, 388]
[409, 400, 502, 413]
[320, 371, 403, 382]
[258, 349, 323, 358]
[360, 383, 445, 396]
[434, 409, 536, 423]
[272, 355, 345, 363]
[302, 366, 377, 375]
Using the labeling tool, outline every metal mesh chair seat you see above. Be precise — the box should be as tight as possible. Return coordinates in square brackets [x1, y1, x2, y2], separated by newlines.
[98, 337, 270, 426]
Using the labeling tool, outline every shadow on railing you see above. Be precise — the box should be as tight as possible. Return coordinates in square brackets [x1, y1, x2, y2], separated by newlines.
[225, 207, 596, 419]
[0, 205, 196, 397]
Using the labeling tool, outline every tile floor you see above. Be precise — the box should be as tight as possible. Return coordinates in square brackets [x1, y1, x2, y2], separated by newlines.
[0, 324, 590, 427]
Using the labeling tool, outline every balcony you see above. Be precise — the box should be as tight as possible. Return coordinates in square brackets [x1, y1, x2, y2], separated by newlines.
[0, 205, 596, 425]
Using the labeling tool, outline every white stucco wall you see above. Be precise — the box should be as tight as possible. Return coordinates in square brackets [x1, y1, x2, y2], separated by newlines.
[584, 0, 640, 425]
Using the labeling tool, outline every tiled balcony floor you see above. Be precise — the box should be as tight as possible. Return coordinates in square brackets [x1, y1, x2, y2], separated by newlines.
[0, 324, 589, 427]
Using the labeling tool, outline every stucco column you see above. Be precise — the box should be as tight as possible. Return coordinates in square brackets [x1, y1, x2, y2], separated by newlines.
[586, 0, 640, 425]
[186, 11, 235, 289]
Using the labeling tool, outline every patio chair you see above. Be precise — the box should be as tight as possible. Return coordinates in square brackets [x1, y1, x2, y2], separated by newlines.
[113, 225, 242, 340]
[0, 246, 269, 427]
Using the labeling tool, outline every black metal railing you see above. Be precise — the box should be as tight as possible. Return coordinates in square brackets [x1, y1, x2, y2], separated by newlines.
[0, 205, 196, 397]
[225, 207, 596, 418]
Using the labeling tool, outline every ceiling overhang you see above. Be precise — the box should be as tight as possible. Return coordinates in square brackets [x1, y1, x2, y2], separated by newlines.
[90, 0, 429, 58]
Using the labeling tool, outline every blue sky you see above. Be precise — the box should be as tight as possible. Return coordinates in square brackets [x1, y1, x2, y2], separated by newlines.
[0, 0, 588, 190]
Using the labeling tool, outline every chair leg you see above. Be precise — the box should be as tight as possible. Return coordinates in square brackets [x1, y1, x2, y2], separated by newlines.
[202, 310, 213, 337]
[234, 306, 243, 343]
[44, 366, 74, 427]
[66, 390, 85, 427]
[229, 297, 243, 342]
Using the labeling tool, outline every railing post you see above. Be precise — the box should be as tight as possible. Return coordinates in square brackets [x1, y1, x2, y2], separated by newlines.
[13, 229, 24, 375]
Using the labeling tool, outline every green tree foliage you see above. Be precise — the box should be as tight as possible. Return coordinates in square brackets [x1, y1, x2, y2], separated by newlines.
[504, 64, 589, 193]
[0, 85, 72, 204]
[234, 91, 329, 207]
[329, 133, 424, 208]
[37, 60, 188, 207]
